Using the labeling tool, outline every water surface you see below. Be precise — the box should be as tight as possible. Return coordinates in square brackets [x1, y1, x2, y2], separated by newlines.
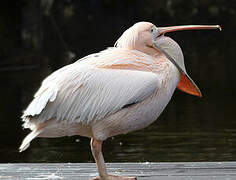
[1, 90, 235, 163]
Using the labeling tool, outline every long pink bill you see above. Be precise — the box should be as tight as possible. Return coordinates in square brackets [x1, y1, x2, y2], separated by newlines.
[158, 25, 221, 35]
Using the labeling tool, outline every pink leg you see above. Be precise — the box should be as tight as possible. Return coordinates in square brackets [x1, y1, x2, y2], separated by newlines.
[90, 138, 107, 179]
[89, 138, 136, 180]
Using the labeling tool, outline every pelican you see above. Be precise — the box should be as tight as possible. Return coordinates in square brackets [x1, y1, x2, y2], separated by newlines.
[19, 22, 221, 180]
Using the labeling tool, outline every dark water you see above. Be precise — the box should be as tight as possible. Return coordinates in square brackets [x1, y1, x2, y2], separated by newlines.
[1, 97, 236, 163]
[0, 2, 235, 162]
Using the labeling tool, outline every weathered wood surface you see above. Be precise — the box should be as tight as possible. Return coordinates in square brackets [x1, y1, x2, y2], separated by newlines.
[0, 162, 236, 180]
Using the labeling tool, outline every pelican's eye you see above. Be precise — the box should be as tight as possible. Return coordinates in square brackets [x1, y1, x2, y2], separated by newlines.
[150, 27, 154, 33]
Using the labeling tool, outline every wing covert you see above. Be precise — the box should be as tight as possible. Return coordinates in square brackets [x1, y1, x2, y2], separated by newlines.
[22, 49, 161, 126]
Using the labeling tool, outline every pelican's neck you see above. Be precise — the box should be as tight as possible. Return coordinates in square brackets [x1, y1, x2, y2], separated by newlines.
[157, 57, 180, 95]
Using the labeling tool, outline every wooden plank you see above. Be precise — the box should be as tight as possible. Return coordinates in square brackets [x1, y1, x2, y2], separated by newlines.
[0, 162, 236, 180]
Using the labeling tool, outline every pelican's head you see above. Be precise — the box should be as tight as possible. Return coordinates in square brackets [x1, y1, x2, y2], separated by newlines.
[115, 22, 221, 97]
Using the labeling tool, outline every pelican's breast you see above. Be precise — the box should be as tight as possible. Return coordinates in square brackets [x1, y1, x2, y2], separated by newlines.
[92, 58, 180, 140]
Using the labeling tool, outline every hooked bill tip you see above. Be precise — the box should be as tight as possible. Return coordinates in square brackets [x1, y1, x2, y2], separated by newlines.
[217, 25, 222, 31]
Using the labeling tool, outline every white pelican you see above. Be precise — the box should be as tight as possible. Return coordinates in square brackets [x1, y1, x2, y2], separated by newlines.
[19, 22, 221, 180]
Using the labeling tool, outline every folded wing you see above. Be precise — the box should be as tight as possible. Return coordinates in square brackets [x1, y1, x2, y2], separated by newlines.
[22, 50, 160, 128]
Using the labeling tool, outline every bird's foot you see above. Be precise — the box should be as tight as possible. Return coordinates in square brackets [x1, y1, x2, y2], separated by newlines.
[89, 174, 137, 180]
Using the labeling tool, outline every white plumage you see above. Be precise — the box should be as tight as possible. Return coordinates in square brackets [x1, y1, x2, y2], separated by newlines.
[19, 22, 220, 180]
[21, 48, 161, 127]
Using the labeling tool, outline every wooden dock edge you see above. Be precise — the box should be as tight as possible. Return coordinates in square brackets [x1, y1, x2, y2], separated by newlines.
[0, 162, 236, 180]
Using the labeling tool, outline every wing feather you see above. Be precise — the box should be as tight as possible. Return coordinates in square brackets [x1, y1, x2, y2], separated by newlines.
[22, 49, 160, 127]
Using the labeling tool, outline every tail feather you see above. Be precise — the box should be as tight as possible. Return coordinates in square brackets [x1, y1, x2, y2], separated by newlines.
[19, 129, 42, 152]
